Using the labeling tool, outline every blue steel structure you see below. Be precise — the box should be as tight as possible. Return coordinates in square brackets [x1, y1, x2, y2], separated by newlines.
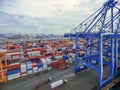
[64, 0, 120, 89]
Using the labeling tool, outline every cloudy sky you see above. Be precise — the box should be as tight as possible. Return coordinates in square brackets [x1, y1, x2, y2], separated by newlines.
[0, 0, 105, 34]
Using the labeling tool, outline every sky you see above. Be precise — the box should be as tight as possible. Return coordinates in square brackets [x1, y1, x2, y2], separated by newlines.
[0, 0, 106, 34]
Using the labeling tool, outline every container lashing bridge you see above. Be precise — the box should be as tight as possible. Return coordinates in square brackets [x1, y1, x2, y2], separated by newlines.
[64, 0, 120, 89]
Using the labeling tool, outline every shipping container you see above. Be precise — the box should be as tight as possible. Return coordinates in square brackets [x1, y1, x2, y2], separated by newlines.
[8, 63, 20, 71]
[41, 58, 48, 70]
[20, 63, 27, 76]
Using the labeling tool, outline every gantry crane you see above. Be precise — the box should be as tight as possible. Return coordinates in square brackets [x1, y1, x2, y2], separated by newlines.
[64, 0, 120, 89]
[0, 52, 7, 83]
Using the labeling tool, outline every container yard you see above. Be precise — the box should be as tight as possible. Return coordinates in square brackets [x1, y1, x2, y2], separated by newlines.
[1, 0, 120, 90]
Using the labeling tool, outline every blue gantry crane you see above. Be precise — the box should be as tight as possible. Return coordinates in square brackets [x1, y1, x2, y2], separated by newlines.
[64, 0, 120, 89]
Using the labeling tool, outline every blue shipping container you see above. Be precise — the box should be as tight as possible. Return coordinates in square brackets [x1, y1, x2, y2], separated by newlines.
[7, 70, 20, 75]
[32, 46, 37, 48]
[63, 55, 69, 60]
[38, 63, 43, 68]
[26, 61, 32, 64]
[27, 68, 33, 71]
[58, 48, 62, 51]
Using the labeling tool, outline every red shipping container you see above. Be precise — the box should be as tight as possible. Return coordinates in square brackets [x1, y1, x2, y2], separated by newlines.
[11, 53, 20, 60]
[51, 61, 59, 68]
[8, 64, 20, 71]
[45, 53, 52, 58]
[39, 55, 45, 58]
[59, 61, 66, 66]
[57, 65, 66, 71]
[21, 72, 27, 74]
[32, 63, 38, 68]
[32, 48, 40, 51]
[30, 60, 39, 63]
[10, 59, 20, 63]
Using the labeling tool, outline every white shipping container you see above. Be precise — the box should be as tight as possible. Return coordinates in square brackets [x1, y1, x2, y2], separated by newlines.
[12, 52, 20, 54]
[62, 47, 66, 51]
[7, 73, 20, 80]
[55, 55, 63, 59]
[33, 67, 38, 73]
[21, 67, 26, 72]
[69, 53, 73, 56]
[72, 45, 76, 49]
[46, 58, 52, 64]
[41, 58, 48, 70]
[65, 60, 69, 63]
[69, 53, 75, 59]
[46, 47, 52, 53]
[9, 62, 20, 66]
[12, 55, 20, 59]
[52, 60, 59, 63]
[32, 51, 40, 56]
[20, 51, 24, 54]
[20, 55, 24, 61]
[32, 43, 36, 46]
[38, 68, 43, 72]
[47, 67, 52, 71]
[26, 62, 32, 69]
[46, 56, 52, 59]
[0, 49, 7, 52]
[26, 61, 32, 64]
[6, 53, 11, 60]
[27, 52, 32, 56]
[27, 66, 32, 69]
[43, 64, 48, 70]
[31, 52, 35, 56]
[69, 58, 73, 63]
[20, 53, 24, 58]
[27, 48, 32, 51]
[72, 54, 75, 59]
[50, 80, 64, 89]
[27, 70, 32, 75]
[41, 58, 47, 64]
[21, 63, 27, 72]
[21, 73, 27, 77]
